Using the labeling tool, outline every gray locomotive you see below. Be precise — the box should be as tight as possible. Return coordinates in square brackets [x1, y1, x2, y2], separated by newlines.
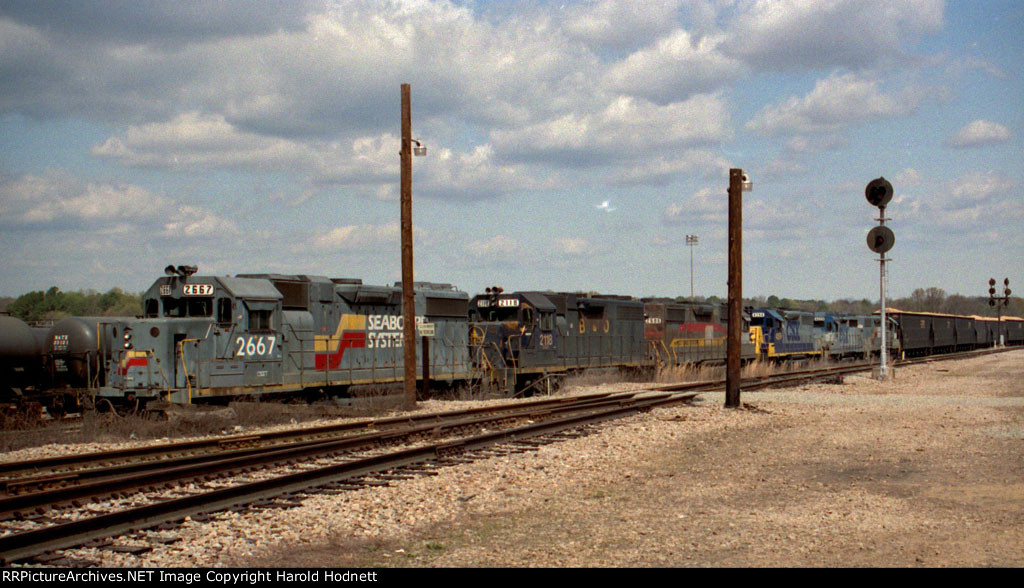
[31, 266, 471, 407]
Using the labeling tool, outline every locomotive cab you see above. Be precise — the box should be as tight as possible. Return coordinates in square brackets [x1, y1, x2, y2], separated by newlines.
[100, 273, 285, 404]
[470, 291, 557, 367]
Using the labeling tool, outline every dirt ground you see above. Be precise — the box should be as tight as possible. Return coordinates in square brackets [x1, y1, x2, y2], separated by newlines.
[257, 350, 1024, 568]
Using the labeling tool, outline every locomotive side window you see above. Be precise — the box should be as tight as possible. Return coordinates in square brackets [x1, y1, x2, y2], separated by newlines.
[144, 299, 159, 317]
[217, 298, 232, 325]
[540, 311, 553, 331]
[248, 309, 273, 332]
[521, 306, 535, 327]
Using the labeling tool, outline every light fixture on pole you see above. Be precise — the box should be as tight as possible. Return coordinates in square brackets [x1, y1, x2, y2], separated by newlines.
[399, 84, 428, 410]
[685, 234, 698, 299]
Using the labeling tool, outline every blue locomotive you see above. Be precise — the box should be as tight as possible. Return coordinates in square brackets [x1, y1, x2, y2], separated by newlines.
[469, 288, 648, 394]
[747, 308, 822, 359]
[46, 267, 472, 405]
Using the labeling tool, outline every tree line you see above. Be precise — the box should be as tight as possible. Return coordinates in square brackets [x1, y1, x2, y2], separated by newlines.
[0, 287, 143, 323]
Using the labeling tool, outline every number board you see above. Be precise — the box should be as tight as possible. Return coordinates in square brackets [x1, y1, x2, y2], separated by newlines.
[183, 284, 214, 296]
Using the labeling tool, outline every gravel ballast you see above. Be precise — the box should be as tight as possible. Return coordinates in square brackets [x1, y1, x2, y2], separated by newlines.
[17, 350, 1024, 567]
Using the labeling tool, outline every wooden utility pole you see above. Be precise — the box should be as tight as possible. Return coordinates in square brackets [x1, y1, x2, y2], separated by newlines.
[400, 84, 417, 410]
[726, 168, 743, 408]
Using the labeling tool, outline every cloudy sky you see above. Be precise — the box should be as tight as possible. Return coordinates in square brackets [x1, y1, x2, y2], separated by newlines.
[1, 0, 1021, 301]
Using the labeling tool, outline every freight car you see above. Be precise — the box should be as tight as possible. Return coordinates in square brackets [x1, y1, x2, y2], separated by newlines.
[0, 315, 51, 408]
[886, 309, 1024, 356]
[1003, 316, 1024, 345]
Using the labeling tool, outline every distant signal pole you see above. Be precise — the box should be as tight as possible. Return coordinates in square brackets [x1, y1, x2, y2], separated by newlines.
[686, 234, 698, 299]
[988, 277, 1011, 346]
[865, 177, 894, 380]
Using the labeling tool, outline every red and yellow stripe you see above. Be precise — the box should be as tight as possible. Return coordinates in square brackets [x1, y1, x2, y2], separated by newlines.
[314, 314, 367, 370]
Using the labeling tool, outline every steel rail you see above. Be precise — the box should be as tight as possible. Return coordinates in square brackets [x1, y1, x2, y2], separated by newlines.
[0, 391, 696, 564]
[0, 391, 620, 480]
[0, 391, 665, 520]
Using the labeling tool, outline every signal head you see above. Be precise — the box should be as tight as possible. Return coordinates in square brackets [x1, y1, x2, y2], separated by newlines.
[865, 177, 893, 208]
[866, 225, 895, 253]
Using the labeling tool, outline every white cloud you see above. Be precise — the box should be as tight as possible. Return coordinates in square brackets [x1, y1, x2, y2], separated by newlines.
[725, 0, 944, 70]
[664, 187, 727, 226]
[0, 172, 171, 226]
[946, 120, 1012, 149]
[562, 0, 682, 51]
[0, 170, 238, 236]
[746, 72, 917, 135]
[91, 112, 315, 170]
[893, 167, 924, 188]
[494, 93, 731, 164]
[786, 134, 847, 153]
[418, 144, 549, 200]
[466, 235, 518, 257]
[899, 170, 1022, 234]
[312, 223, 401, 251]
[610, 149, 729, 186]
[603, 30, 743, 103]
[948, 171, 1016, 204]
[92, 114, 546, 201]
[161, 206, 239, 237]
[554, 237, 591, 255]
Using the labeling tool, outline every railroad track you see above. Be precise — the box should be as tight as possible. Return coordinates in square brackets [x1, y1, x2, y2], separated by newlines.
[0, 390, 696, 565]
[0, 391, 623, 484]
[0, 346, 1009, 565]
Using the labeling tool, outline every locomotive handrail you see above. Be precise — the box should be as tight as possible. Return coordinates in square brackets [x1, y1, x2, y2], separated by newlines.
[279, 322, 307, 387]
[177, 338, 202, 404]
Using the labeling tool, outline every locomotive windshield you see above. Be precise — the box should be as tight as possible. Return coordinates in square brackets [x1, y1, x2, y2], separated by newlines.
[478, 306, 519, 322]
[161, 297, 214, 318]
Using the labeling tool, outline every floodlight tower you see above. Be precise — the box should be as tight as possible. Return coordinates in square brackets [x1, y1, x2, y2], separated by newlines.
[686, 234, 698, 299]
